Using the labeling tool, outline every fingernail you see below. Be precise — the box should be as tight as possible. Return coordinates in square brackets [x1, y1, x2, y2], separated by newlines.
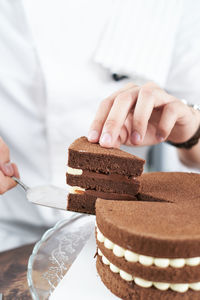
[156, 134, 165, 142]
[88, 130, 99, 141]
[100, 133, 112, 146]
[131, 131, 141, 144]
[3, 163, 14, 175]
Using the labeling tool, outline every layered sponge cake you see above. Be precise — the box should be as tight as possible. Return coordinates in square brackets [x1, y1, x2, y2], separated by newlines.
[66, 138, 200, 298]
[96, 172, 200, 299]
[66, 137, 144, 214]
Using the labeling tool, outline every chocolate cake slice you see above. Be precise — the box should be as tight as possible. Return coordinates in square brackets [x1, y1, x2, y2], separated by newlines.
[66, 136, 144, 214]
[95, 172, 200, 299]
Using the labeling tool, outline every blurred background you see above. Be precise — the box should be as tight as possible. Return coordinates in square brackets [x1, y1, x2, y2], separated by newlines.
[0, 0, 200, 253]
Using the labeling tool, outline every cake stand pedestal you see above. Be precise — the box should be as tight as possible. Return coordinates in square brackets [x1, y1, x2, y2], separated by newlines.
[27, 214, 95, 300]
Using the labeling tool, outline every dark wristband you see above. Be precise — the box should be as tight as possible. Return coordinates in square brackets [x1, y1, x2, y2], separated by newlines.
[167, 124, 200, 149]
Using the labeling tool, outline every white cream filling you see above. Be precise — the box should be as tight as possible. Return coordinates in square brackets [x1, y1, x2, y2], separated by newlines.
[98, 249, 200, 292]
[67, 167, 85, 194]
[68, 185, 85, 194]
[96, 227, 200, 268]
[67, 166, 83, 175]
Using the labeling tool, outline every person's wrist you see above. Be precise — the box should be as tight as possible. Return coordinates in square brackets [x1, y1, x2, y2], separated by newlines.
[167, 103, 200, 149]
[167, 125, 200, 149]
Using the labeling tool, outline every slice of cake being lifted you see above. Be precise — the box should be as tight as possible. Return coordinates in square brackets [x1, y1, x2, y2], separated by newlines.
[66, 136, 145, 214]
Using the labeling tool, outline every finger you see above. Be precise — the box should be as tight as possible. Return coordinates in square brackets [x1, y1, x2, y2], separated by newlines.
[12, 163, 20, 178]
[122, 113, 134, 146]
[110, 125, 129, 148]
[0, 171, 17, 194]
[131, 85, 176, 145]
[99, 88, 139, 147]
[88, 83, 137, 143]
[156, 102, 178, 142]
[88, 97, 114, 143]
[113, 137, 121, 149]
[0, 161, 15, 177]
[140, 122, 161, 146]
[131, 85, 156, 145]
[0, 137, 10, 162]
[119, 125, 129, 145]
[158, 101, 196, 143]
[138, 82, 175, 106]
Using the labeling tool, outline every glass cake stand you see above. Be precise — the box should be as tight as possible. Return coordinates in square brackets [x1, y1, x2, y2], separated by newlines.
[27, 213, 95, 300]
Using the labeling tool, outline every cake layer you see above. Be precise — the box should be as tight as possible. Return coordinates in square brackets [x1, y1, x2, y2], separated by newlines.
[96, 256, 200, 300]
[68, 137, 144, 177]
[96, 227, 200, 268]
[96, 198, 200, 258]
[138, 172, 200, 203]
[67, 171, 140, 195]
[67, 191, 137, 214]
[97, 241, 200, 283]
[98, 251, 200, 292]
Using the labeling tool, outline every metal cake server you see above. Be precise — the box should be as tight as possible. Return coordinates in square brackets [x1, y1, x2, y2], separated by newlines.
[12, 176, 68, 210]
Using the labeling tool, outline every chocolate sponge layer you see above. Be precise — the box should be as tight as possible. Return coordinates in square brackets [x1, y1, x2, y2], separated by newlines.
[67, 191, 137, 215]
[96, 172, 200, 258]
[67, 171, 140, 195]
[96, 256, 200, 300]
[97, 240, 200, 283]
[96, 198, 200, 258]
[138, 172, 200, 203]
[68, 137, 144, 177]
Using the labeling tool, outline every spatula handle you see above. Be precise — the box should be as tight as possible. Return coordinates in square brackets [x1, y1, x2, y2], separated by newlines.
[12, 176, 29, 191]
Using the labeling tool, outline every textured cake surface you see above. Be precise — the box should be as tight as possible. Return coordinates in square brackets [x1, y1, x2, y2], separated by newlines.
[68, 191, 137, 215]
[67, 171, 140, 195]
[97, 238, 200, 283]
[95, 172, 200, 299]
[97, 257, 200, 300]
[68, 136, 145, 176]
[138, 172, 200, 203]
[96, 172, 200, 258]
[67, 136, 144, 214]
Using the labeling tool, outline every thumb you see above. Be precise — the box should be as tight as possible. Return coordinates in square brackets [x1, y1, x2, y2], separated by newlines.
[0, 162, 15, 177]
[12, 163, 20, 178]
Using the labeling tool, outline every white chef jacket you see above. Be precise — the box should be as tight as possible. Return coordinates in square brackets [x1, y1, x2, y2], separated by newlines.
[0, 0, 199, 251]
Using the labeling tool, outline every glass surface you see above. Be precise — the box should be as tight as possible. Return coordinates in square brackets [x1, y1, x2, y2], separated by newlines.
[27, 214, 95, 300]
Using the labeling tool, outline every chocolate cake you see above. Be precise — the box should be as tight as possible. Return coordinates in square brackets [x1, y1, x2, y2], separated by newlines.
[96, 172, 200, 299]
[66, 137, 144, 214]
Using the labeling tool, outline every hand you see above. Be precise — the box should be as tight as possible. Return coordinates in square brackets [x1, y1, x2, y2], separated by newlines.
[88, 82, 200, 148]
[0, 137, 19, 194]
